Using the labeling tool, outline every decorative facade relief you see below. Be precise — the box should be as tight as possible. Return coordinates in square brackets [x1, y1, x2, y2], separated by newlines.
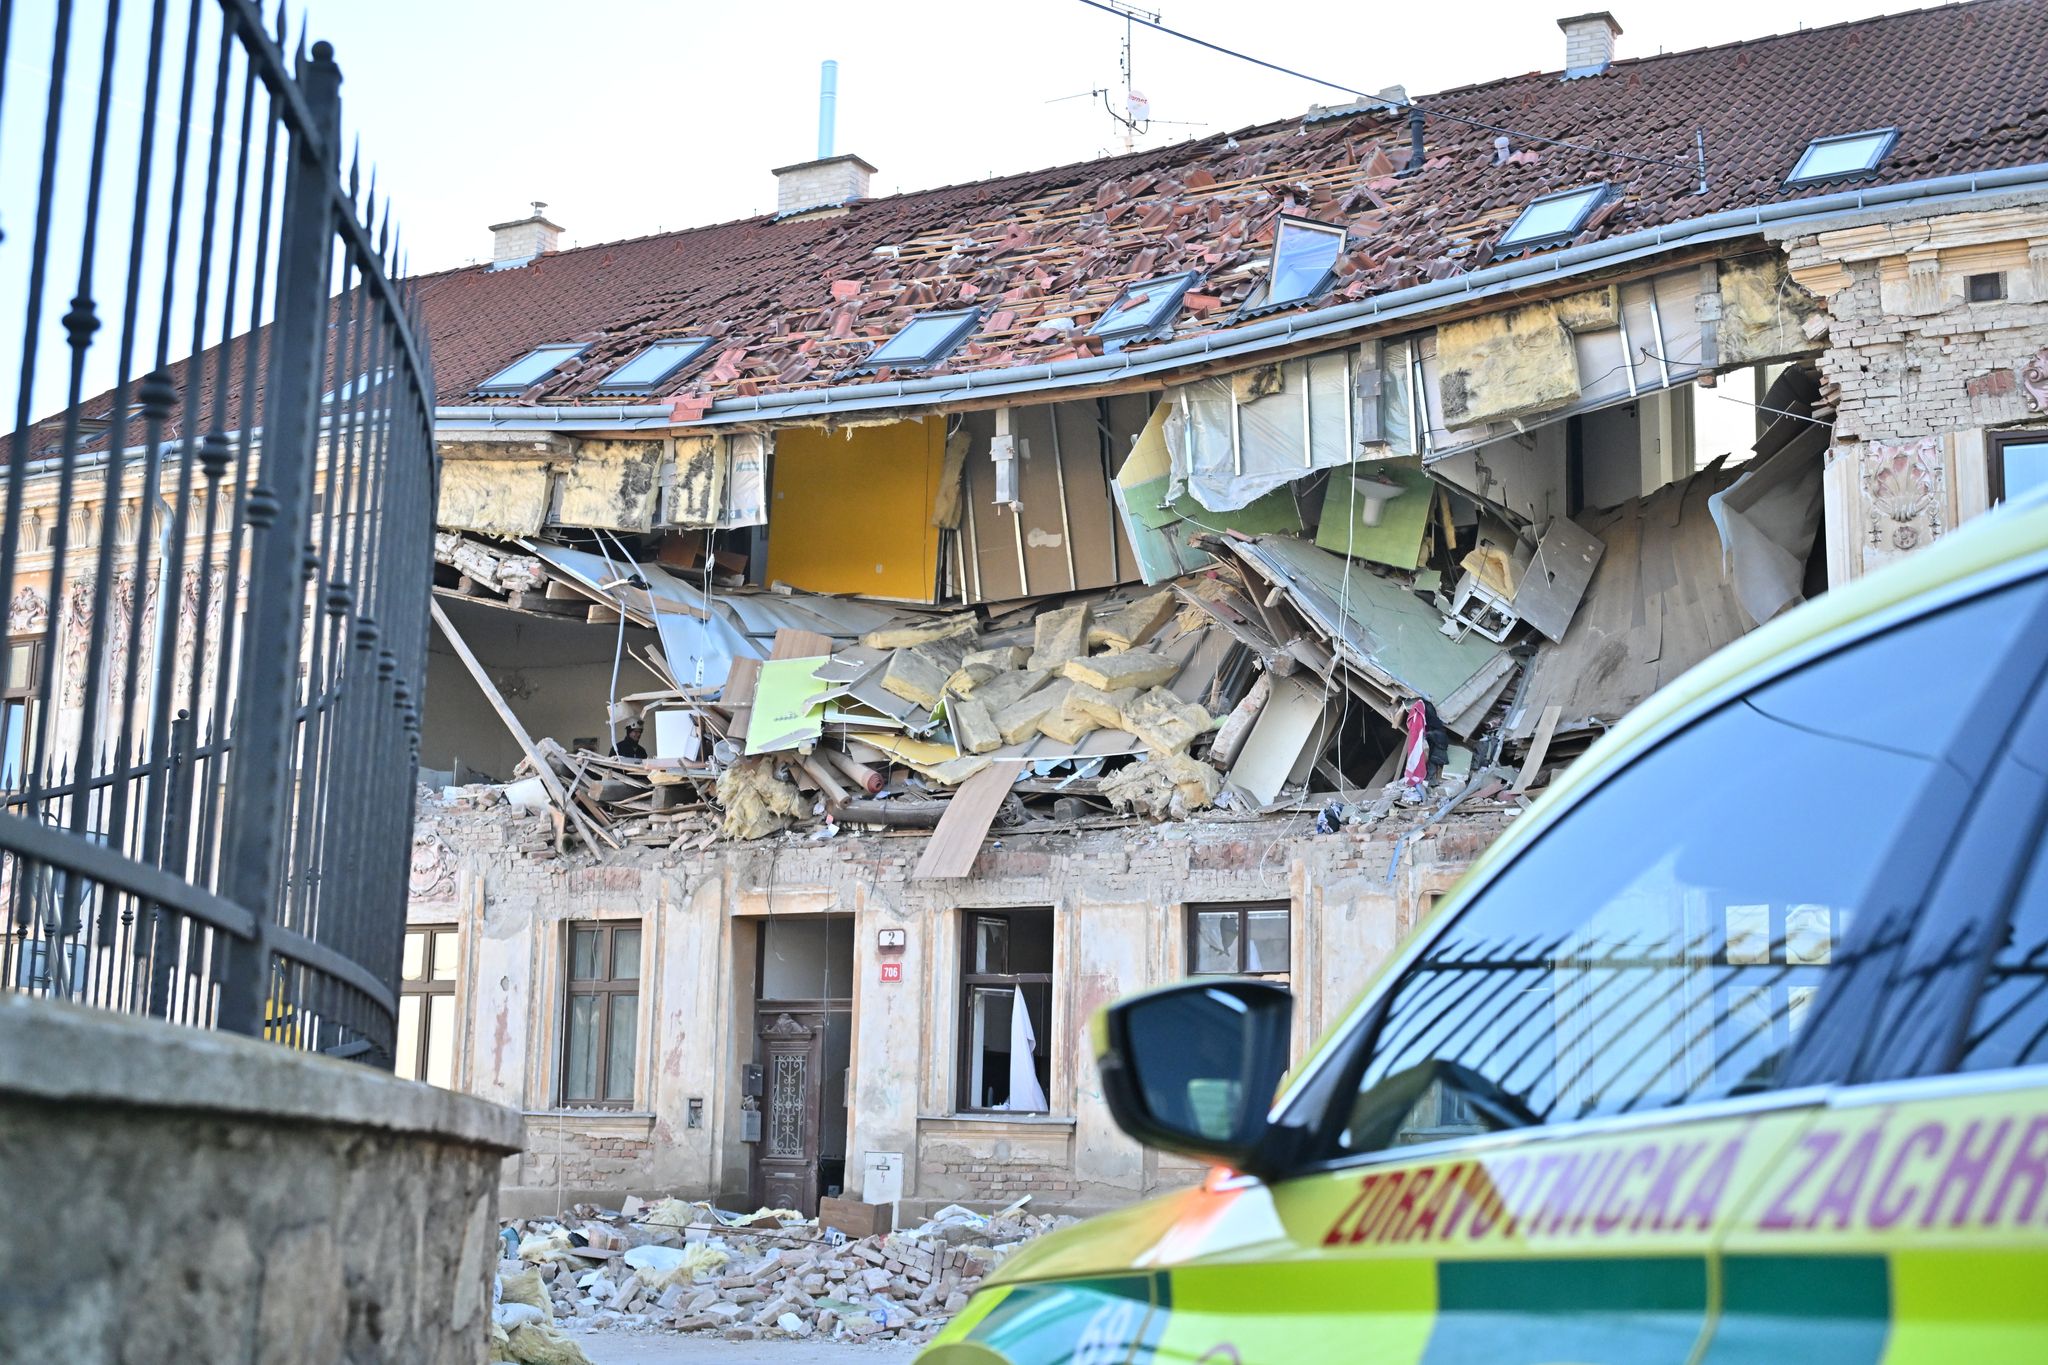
[2022, 345, 2048, 414]
[9, 586, 48, 635]
[408, 830, 456, 902]
[1861, 436, 1948, 575]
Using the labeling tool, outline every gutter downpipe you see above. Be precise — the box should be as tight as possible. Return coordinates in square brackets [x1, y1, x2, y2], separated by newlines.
[686, 162, 2048, 425]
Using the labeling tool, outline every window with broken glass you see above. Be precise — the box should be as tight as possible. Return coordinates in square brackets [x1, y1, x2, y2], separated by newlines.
[1188, 902, 1291, 980]
[562, 921, 641, 1107]
[1239, 217, 1345, 315]
[396, 925, 459, 1089]
[958, 909, 1054, 1113]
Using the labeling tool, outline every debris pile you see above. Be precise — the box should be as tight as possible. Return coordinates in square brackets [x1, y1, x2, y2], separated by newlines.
[434, 364, 1832, 866]
[489, 1197, 1067, 1358]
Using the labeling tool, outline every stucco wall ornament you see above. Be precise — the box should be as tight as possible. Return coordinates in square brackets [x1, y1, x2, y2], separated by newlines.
[1863, 437, 1947, 565]
[2022, 346, 2048, 414]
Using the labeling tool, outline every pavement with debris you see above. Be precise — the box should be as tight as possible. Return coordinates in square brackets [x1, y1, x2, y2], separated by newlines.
[488, 1196, 1064, 1363]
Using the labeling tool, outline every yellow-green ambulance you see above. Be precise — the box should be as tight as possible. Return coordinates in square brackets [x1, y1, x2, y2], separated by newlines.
[925, 492, 2048, 1363]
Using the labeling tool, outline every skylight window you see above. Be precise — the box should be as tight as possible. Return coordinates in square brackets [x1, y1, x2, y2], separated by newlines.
[1497, 183, 1608, 252]
[1091, 272, 1199, 348]
[321, 367, 392, 404]
[594, 338, 712, 395]
[473, 343, 585, 395]
[1238, 217, 1346, 317]
[857, 308, 979, 372]
[1787, 129, 1897, 184]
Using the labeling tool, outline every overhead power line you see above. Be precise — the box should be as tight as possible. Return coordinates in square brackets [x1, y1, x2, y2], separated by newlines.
[1072, 0, 1705, 183]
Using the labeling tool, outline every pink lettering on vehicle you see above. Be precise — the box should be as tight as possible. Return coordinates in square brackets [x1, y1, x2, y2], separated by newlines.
[1868, 1122, 1943, 1230]
[1408, 1161, 1468, 1241]
[1983, 1115, 2048, 1226]
[1920, 1118, 2013, 1229]
[1467, 1155, 1530, 1241]
[1323, 1173, 1382, 1247]
[1592, 1146, 1661, 1234]
[1675, 1137, 1745, 1230]
[1633, 1141, 1709, 1233]
[1807, 1124, 1886, 1231]
[1566, 1148, 1627, 1236]
[1759, 1131, 1839, 1230]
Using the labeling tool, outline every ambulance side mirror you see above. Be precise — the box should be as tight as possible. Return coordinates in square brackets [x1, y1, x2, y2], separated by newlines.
[1094, 979, 1293, 1174]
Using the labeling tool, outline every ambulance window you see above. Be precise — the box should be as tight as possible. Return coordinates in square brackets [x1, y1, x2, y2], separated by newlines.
[1959, 843, 2048, 1074]
[1334, 582, 2043, 1153]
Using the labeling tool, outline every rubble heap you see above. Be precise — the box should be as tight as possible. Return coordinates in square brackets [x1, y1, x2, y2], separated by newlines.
[488, 1196, 1067, 1360]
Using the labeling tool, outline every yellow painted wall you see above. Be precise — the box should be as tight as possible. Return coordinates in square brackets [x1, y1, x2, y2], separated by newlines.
[767, 419, 945, 601]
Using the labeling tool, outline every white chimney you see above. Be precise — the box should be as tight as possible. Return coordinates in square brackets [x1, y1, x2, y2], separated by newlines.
[1558, 11, 1621, 78]
[772, 153, 876, 218]
[488, 201, 562, 270]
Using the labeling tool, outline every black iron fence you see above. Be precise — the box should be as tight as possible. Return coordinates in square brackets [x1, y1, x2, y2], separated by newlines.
[0, 0, 436, 1065]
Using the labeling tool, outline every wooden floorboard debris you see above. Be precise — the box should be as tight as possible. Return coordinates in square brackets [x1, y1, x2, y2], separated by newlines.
[1516, 704, 1563, 792]
[914, 763, 1015, 880]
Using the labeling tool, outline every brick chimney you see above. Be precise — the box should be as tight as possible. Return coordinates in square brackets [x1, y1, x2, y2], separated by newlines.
[1558, 11, 1621, 78]
[488, 202, 562, 270]
[771, 154, 876, 218]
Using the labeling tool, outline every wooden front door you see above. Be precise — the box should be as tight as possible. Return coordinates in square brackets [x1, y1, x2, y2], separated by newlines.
[752, 1012, 824, 1216]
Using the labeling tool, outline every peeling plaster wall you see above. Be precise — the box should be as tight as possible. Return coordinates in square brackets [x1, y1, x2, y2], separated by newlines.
[410, 799, 1513, 1218]
[1779, 196, 2048, 584]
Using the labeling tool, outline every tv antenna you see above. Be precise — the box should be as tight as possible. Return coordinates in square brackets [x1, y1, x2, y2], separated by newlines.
[1055, 1, 1203, 152]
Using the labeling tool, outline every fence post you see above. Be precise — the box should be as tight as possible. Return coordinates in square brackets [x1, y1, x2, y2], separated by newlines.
[214, 41, 342, 1038]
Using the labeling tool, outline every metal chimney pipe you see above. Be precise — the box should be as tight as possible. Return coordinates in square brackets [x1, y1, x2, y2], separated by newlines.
[818, 60, 838, 160]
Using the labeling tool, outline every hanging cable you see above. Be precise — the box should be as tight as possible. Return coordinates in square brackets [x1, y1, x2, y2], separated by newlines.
[1073, 0, 1703, 178]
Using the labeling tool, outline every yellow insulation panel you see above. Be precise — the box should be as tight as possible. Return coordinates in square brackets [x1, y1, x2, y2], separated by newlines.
[437, 459, 552, 537]
[767, 419, 945, 601]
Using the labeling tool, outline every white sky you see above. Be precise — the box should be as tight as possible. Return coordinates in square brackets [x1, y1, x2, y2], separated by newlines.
[3, 0, 1928, 424]
[306, 0, 1928, 273]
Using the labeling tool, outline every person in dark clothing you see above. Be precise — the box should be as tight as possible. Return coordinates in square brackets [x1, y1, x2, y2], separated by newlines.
[1418, 699, 1449, 782]
[613, 720, 647, 761]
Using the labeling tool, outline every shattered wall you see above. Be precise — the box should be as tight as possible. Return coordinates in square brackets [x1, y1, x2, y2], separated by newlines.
[1777, 196, 2048, 582]
[411, 795, 1513, 1219]
[420, 599, 668, 779]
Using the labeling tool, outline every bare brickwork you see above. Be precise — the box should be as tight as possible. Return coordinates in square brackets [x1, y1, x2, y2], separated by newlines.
[1778, 194, 2048, 583]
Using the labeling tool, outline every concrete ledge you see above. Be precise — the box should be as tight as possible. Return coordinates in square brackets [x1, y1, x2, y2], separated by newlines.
[0, 993, 522, 1152]
[0, 994, 520, 1364]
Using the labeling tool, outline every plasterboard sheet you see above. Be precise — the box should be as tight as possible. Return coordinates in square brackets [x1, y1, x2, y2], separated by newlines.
[1228, 536, 1507, 708]
[1229, 675, 1326, 804]
[744, 655, 833, 754]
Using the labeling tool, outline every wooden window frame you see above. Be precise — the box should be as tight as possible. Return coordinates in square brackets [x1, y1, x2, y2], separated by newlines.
[398, 925, 458, 1085]
[1988, 427, 2048, 505]
[3, 635, 43, 792]
[956, 908, 1055, 1114]
[560, 920, 642, 1109]
[1186, 900, 1292, 979]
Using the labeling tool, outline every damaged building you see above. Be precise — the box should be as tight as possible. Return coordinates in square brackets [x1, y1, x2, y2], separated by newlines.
[32, 4, 2048, 1219]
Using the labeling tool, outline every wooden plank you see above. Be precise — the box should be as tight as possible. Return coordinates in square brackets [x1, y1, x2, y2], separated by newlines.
[430, 600, 614, 854]
[770, 628, 833, 660]
[913, 763, 1014, 880]
[1515, 704, 1563, 793]
[722, 656, 762, 743]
